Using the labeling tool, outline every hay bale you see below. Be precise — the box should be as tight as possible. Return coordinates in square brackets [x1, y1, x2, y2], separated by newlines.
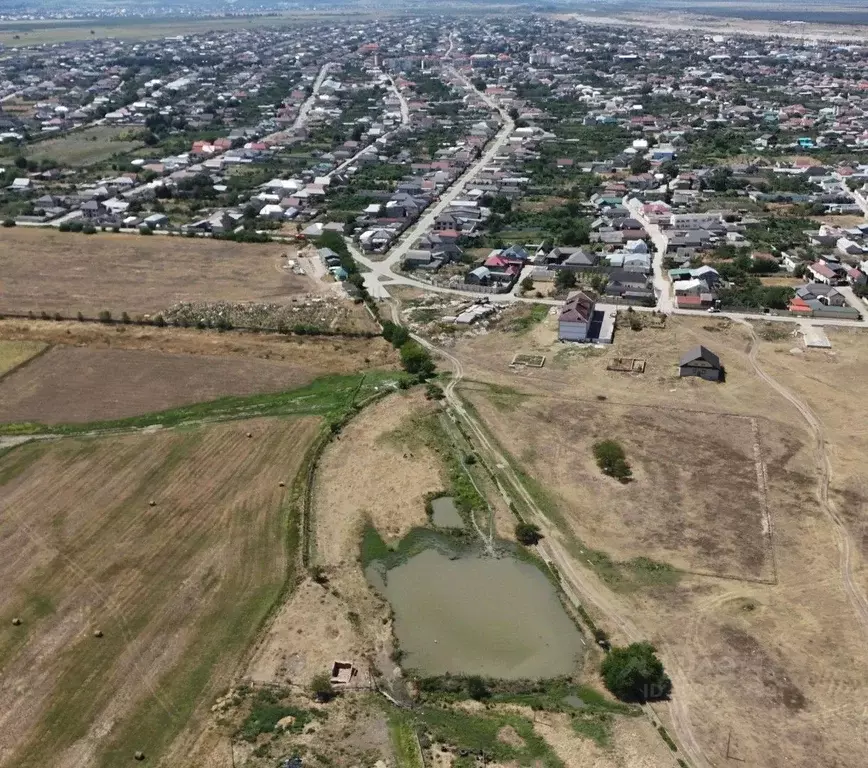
[149, 500, 156, 507]
[278, 481, 285, 488]
[12, 617, 21, 626]
[93, 629, 103, 638]
[134, 751, 145, 761]
[246, 432, 253, 438]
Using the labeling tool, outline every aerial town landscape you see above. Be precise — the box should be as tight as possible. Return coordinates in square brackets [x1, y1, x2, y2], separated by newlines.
[2, 2, 868, 768]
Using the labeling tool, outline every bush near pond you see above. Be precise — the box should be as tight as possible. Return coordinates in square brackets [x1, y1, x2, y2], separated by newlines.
[601, 642, 672, 703]
[515, 522, 543, 546]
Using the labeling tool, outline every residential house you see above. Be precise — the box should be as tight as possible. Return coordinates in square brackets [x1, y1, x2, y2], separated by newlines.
[789, 283, 847, 313]
[807, 261, 845, 285]
[679, 346, 723, 382]
[558, 291, 595, 342]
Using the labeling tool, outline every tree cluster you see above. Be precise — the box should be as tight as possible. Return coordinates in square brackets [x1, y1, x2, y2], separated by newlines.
[592, 440, 632, 483]
[601, 642, 671, 703]
[382, 320, 435, 378]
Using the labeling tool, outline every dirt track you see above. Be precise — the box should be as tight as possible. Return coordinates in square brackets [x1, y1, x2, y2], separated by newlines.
[423, 313, 868, 768]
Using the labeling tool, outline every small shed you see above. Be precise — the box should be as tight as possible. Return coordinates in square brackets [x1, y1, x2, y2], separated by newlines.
[679, 345, 722, 381]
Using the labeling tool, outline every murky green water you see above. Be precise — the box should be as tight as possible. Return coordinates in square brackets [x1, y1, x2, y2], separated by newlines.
[378, 548, 583, 679]
[430, 496, 465, 529]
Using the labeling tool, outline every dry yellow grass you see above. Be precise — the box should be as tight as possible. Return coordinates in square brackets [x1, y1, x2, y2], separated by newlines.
[0, 340, 46, 376]
[447, 314, 868, 768]
[0, 417, 319, 768]
[312, 390, 442, 566]
[0, 227, 315, 317]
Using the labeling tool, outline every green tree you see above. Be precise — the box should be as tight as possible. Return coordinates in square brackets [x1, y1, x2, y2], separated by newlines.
[466, 676, 490, 700]
[593, 440, 632, 483]
[425, 382, 445, 400]
[310, 673, 335, 703]
[555, 270, 577, 292]
[630, 156, 652, 175]
[601, 642, 671, 702]
[381, 320, 409, 348]
[13, 156, 27, 169]
[659, 160, 680, 179]
[520, 276, 534, 292]
[400, 342, 435, 377]
[515, 522, 543, 545]
[490, 195, 512, 214]
[589, 273, 609, 294]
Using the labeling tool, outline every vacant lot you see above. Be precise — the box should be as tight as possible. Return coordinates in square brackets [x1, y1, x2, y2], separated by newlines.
[464, 388, 776, 581]
[0, 340, 46, 377]
[0, 228, 315, 316]
[13, 126, 143, 167]
[0, 346, 326, 424]
[449, 314, 868, 768]
[0, 416, 319, 768]
[312, 392, 442, 567]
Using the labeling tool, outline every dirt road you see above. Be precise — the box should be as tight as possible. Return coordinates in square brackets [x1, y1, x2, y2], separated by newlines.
[736, 319, 868, 634]
[412, 329, 709, 768]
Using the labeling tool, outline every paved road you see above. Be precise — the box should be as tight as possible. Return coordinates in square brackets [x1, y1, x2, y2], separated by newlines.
[292, 62, 333, 132]
[388, 75, 410, 126]
[625, 197, 673, 313]
[380, 116, 515, 271]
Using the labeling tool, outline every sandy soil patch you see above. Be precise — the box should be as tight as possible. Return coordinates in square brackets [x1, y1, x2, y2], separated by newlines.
[312, 391, 443, 566]
[0, 417, 319, 768]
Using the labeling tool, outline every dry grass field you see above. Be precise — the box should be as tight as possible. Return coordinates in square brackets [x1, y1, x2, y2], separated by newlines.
[463, 388, 777, 581]
[0, 346, 320, 424]
[0, 340, 46, 377]
[9, 126, 144, 167]
[312, 391, 441, 566]
[0, 417, 319, 768]
[446, 313, 868, 768]
[0, 320, 396, 425]
[0, 317, 394, 368]
[0, 228, 316, 317]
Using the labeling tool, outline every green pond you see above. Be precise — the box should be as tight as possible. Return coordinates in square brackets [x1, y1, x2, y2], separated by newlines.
[369, 546, 583, 679]
[430, 496, 465, 529]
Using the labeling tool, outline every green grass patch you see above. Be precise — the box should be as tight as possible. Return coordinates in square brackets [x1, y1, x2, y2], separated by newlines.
[572, 712, 614, 748]
[503, 304, 549, 334]
[479, 381, 526, 412]
[237, 688, 319, 741]
[0, 371, 397, 437]
[361, 524, 467, 570]
[360, 524, 392, 568]
[416, 706, 563, 768]
[389, 710, 423, 768]
[658, 724, 679, 752]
